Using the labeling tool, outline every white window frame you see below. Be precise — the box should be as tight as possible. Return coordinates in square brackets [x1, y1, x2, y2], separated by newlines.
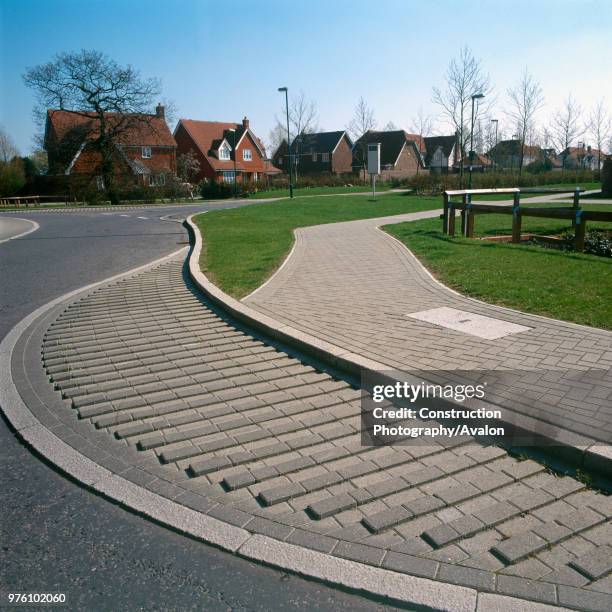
[278, 156, 283, 165]
[322, 152, 330, 162]
[243, 148, 252, 161]
[96, 176, 105, 191]
[219, 144, 231, 160]
[312, 151, 317, 162]
[253, 172, 258, 182]
[222, 171, 235, 183]
[150, 173, 166, 187]
[142, 146, 152, 159]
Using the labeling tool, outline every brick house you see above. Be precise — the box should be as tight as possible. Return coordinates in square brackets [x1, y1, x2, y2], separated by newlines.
[44, 105, 176, 191]
[487, 139, 543, 171]
[559, 145, 606, 170]
[174, 117, 279, 184]
[273, 131, 353, 175]
[352, 130, 425, 179]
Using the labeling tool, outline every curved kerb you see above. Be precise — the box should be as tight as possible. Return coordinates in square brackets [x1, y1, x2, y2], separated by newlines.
[0, 228, 579, 612]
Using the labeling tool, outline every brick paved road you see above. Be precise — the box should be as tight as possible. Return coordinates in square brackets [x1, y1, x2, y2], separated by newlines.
[16, 254, 611, 610]
[245, 211, 612, 445]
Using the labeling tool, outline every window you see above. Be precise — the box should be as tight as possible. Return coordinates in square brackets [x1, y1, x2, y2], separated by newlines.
[219, 144, 231, 160]
[222, 171, 235, 183]
[278, 156, 283, 165]
[243, 148, 252, 161]
[322, 152, 329, 162]
[96, 176, 105, 191]
[142, 146, 152, 159]
[253, 172, 258, 182]
[150, 174, 166, 187]
[312, 150, 317, 162]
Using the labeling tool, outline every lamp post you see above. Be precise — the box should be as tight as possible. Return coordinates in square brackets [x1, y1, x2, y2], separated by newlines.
[278, 86, 293, 198]
[228, 128, 237, 198]
[491, 118, 498, 172]
[469, 93, 485, 189]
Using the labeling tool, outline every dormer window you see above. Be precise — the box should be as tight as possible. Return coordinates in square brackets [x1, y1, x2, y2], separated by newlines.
[243, 148, 252, 161]
[142, 146, 152, 159]
[219, 143, 231, 160]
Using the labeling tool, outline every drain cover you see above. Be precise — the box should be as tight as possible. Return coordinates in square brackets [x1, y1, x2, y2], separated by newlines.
[407, 306, 531, 340]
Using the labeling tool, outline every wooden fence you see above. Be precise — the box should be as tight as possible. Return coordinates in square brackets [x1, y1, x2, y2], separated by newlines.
[442, 188, 612, 252]
[0, 195, 71, 208]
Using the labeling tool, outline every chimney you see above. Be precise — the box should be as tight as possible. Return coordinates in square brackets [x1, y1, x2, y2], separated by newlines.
[242, 116, 249, 129]
[156, 103, 165, 119]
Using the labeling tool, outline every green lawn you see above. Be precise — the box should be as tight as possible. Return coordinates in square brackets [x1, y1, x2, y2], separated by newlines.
[383, 208, 612, 330]
[248, 184, 393, 199]
[194, 193, 439, 298]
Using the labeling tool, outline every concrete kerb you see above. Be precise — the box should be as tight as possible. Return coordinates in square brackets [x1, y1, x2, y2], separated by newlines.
[185, 213, 611, 478]
[0, 227, 577, 611]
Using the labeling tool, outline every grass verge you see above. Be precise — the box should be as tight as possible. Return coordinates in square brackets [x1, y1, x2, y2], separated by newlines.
[248, 185, 393, 199]
[194, 192, 439, 298]
[383, 207, 612, 330]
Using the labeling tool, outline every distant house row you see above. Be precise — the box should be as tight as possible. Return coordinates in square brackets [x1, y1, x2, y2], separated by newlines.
[43, 106, 607, 194]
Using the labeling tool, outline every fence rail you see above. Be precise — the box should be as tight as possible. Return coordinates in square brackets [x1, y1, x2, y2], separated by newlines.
[442, 188, 611, 252]
[0, 195, 71, 207]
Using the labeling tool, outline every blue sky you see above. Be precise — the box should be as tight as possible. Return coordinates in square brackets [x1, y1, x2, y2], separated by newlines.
[1, 0, 611, 153]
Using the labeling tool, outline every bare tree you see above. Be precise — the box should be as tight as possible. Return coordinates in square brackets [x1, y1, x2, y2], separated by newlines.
[23, 49, 161, 203]
[588, 100, 611, 170]
[550, 94, 583, 169]
[432, 46, 491, 186]
[288, 91, 319, 135]
[268, 121, 286, 156]
[346, 96, 377, 141]
[408, 107, 434, 138]
[382, 121, 399, 131]
[506, 69, 544, 175]
[0, 126, 20, 163]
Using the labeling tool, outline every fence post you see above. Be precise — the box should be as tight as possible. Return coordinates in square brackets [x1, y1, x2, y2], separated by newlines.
[571, 187, 580, 229]
[448, 202, 456, 236]
[443, 192, 449, 234]
[512, 192, 522, 243]
[466, 203, 474, 237]
[460, 193, 468, 236]
[574, 209, 586, 252]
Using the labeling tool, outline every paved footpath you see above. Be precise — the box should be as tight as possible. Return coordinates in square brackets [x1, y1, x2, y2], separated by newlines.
[6, 245, 611, 610]
[245, 210, 612, 447]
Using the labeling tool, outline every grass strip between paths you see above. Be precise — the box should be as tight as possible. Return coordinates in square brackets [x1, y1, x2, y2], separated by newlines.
[194, 192, 439, 299]
[383, 207, 612, 330]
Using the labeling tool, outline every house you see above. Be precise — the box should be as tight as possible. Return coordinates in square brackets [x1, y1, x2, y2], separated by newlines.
[559, 145, 605, 170]
[487, 139, 542, 170]
[423, 134, 459, 172]
[174, 117, 278, 184]
[44, 105, 176, 191]
[453, 152, 492, 173]
[352, 130, 425, 179]
[273, 131, 353, 175]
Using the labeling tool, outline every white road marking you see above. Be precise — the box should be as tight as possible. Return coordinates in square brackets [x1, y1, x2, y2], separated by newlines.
[120, 214, 130, 217]
[407, 307, 531, 340]
[137, 216, 149, 219]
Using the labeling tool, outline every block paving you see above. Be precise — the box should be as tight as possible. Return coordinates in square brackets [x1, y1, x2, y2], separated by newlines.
[18, 255, 611, 610]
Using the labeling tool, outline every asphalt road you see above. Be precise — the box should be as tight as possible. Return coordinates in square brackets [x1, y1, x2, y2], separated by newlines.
[0, 205, 403, 612]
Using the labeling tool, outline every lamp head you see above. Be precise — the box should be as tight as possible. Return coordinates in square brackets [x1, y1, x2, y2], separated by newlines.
[278, 87, 288, 92]
[472, 93, 485, 100]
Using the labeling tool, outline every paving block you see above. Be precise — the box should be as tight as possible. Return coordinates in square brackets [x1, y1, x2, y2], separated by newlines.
[492, 531, 548, 564]
[558, 584, 612, 612]
[381, 551, 438, 579]
[557, 508, 603, 533]
[221, 471, 256, 491]
[362, 506, 413, 534]
[258, 483, 305, 506]
[306, 494, 356, 520]
[437, 563, 496, 591]
[422, 524, 460, 549]
[495, 574, 557, 605]
[569, 545, 612, 580]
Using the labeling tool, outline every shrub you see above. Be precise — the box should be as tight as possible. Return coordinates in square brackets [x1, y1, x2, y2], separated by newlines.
[200, 179, 235, 199]
[561, 229, 612, 258]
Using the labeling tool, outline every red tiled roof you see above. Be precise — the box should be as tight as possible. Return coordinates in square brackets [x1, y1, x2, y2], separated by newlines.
[47, 109, 176, 147]
[562, 146, 604, 158]
[178, 119, 266, 171]
[404, 132, 425, 152]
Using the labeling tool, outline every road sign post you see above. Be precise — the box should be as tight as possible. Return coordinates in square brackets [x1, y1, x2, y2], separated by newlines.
[367, 143, 380, 198]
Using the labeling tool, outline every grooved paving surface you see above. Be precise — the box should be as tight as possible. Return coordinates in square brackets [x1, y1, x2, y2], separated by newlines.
[245, 213, 612, 444]
[29, 257, 612, 610]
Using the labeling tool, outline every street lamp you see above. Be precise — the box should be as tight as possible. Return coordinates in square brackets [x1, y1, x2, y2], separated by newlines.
[491, 118, 498, 172]
[469, 93, 485, 189]
[278, 86, 293, 198]
[228, 128, 237, 198]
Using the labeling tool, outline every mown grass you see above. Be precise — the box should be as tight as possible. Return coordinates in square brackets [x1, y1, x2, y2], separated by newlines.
[383, 207, 612, 330]
[194, 192, 439, 298]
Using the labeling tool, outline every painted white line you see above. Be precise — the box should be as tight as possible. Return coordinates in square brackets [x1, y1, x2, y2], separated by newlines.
[137, 216, 149, 220]
[0, 217, 40, 245]
[120, 214, 130, 217]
